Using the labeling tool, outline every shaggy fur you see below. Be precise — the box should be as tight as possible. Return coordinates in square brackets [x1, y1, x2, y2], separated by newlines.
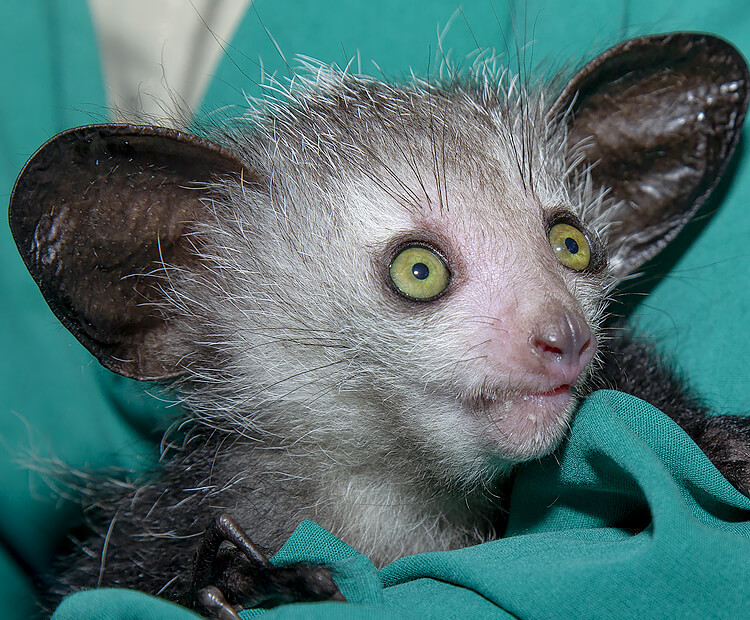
[27, 47, 749, 612]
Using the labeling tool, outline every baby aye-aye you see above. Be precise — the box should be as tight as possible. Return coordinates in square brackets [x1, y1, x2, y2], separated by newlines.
[8, 31, 750, 617]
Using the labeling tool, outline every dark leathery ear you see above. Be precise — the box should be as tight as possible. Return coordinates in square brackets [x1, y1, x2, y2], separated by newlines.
[551, 32, 749, 278]
[9, 124, 253, 380]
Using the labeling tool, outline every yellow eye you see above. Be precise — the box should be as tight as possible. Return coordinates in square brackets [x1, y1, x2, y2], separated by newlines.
[549, 223, 591, 271]
[389, 245, 450, 301]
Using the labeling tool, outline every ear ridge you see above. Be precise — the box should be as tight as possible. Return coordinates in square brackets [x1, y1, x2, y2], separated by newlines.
[552, 33, 749, 277]
[9, 124, 256, 380]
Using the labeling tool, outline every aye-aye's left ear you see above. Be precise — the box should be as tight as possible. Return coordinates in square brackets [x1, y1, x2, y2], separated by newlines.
[551, 32, 749, 279]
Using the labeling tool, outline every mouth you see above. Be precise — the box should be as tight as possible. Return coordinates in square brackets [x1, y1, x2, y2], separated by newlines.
[471, 383, 577, 460]
[524, 384, 572, 401]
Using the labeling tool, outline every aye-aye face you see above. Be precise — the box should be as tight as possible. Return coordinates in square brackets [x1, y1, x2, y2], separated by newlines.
[9, 33, 748, 489]
[269, 85, 610, 469]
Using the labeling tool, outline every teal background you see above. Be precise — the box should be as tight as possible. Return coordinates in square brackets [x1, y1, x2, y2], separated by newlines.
[1, 1, 749, 618]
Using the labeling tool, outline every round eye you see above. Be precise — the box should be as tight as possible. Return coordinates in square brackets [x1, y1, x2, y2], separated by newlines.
[549, 223, 591, 271]
[389, 245, 450, 301]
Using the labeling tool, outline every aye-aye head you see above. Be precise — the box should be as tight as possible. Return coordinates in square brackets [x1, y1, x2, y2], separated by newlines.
[9, 33, 748, 490]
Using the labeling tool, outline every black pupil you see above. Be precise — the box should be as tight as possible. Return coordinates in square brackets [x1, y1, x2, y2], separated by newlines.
[412, 262, 430, 280]
[564, 237, 579, 254]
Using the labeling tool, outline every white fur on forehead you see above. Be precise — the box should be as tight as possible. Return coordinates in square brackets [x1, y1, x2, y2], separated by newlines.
[230, 65, 611, 240]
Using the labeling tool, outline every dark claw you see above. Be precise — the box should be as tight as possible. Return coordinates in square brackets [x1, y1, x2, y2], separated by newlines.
[190, 514, 345, 616]
[193, 513, 272, 585]
[196, 585, 242, 620]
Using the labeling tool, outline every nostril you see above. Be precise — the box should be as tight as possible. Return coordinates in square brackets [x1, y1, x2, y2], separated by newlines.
[524, 311, 595, 385]
[532, 312, 593, 365]
[534, 338, 564, 356]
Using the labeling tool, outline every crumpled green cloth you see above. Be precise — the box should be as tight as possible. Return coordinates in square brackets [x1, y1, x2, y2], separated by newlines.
[52, 391, 750, 620]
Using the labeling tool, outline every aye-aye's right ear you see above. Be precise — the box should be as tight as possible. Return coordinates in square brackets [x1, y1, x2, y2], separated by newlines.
[551, 32, 749, 279]
[9, 124, 256, 381]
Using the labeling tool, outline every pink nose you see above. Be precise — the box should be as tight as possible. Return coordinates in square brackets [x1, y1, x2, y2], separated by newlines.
[531, 312, 594, 385]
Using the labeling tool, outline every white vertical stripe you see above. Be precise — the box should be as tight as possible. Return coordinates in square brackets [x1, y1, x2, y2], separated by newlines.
[88, 0, 251, 125]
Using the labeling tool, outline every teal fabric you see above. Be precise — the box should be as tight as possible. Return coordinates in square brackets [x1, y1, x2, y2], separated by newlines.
[2, 1, 749, 619]
[51, 392, 750, 619]
[0, 4, 162, 618]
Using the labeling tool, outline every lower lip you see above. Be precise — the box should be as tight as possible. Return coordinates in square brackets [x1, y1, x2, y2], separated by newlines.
[522, 384, 571, 401]
[479, 384, 576, 458]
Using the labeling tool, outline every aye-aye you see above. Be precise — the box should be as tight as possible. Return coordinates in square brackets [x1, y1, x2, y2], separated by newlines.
[9, 31, 750, 616]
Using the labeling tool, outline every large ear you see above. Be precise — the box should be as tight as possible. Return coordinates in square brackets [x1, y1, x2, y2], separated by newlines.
[551, 33, 749, 278]
[9, 124, 254, 380]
